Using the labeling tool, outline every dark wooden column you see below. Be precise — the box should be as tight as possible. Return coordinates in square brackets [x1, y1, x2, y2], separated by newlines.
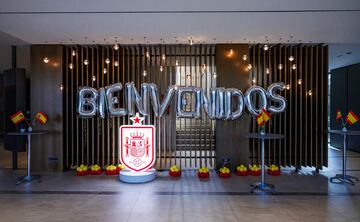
[215, 44, 250, 169]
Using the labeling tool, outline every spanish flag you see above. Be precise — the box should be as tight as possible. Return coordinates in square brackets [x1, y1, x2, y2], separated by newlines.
[256, 108, 271, 126]
[336, 109, 342, 121]
[35, 112, 48, 125]
[10, 111, 25, 125]
[261, 108, 271, 122]
[346, 110, 359, 125]
[257, 114, 264, 126]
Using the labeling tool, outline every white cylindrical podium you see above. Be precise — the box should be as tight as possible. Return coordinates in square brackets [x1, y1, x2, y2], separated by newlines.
[119, 169, 156, 183]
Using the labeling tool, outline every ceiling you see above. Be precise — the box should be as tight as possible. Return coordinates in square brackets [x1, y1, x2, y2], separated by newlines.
[1, 0, 360, 45]
[0, 0, 360, 69]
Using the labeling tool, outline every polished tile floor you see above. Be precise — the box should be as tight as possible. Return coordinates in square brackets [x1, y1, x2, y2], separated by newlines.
[0, 148, 360, 222]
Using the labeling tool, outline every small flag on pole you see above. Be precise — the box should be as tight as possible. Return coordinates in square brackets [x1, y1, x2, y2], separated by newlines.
[256, 108, 271, 126]
[336, 109, 342, 121]
[10, 111, 25, 125]
[35, 112, 48, 125]
[346, 110, 359, 125]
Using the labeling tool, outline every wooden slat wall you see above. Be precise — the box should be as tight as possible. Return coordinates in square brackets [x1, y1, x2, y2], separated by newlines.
[63, 44, 216, 169]
[248, 44, 328, 169]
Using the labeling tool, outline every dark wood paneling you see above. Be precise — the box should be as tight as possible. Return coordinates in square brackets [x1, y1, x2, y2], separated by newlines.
[346, 64, 360, 152]
[30, 45, 63, 171]
[215, 44, 250, 168]
[329, 67, 348, 149]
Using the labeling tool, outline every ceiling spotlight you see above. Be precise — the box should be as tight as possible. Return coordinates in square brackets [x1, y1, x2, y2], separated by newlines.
[92, 76, 96, 82]
[292, 64, 296, 70]
[160, 66, 163, 72]
[289, 56, 295, 61]
[242, 54, 247, 61]
[247, 64, 252, 70]
[162, 54, 166, 61]
[213, 73, 217, 79]
[59, 84, 64, 91]
[103, 68, 107, 74]
[72, 50, 76, 56]
[114, 43, 119, 50]
[84, 59, 89, 65]
[105, 58, 110, 64]
[298, 79, 302, 85]
[114, 61, 119, 67]
[266, 68, 270, 74]
[263, 44, 269, 51]
[69, 63, 73, 69]
[143, 70, 147, 76]
[175, 60, 179, 66]
[43, 57, 49, 64]
[278, 64, 283, 70]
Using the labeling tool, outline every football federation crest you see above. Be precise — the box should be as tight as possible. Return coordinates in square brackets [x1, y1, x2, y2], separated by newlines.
[119, 113, 155, 172]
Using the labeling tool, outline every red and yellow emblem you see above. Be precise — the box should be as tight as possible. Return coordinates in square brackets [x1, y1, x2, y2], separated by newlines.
[256, 108, 271, 126]
[346, 110, 359, 125]
[10, 111, 25, 125]
[119, 113, 155, 172]
[35, 112, 48, 125]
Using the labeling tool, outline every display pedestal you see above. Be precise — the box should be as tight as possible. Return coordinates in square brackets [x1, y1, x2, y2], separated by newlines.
[119, 169, 156, 183]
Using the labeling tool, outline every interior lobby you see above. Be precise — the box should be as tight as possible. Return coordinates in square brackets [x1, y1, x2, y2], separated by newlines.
[1, 1, 360, 221]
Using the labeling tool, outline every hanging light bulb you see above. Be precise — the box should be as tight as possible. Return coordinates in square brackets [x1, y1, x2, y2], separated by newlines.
[72, 50, 76, 56]
[146, 51, 150, 58]
[105, 58, 110, 64]
[114, 43, 119, 50]
[189, 38, 194, 45]
[213, 73, 217, 79]
[229, 49, 234, 56]
[92, 76, 96, 82]
[247, 64, 252, 70]
[266, 68, 270, 74]
[186, 74, 191, 80]
[202, 64, 206, 71]
[292, 64, 296, 70]
[308, 90, 312, 96]
[278, 64, 283, 70]
[143, 70, 147, 76]
[286, 84, 290, 90]
[59, 84, 64, 91]
[175, 60, 179, 66]
[289, 56, 295, 61]
[69, 63, 73, 69]
[83, 59, 89, 65]
[252, 77, 256, 84]
[162, 54, 166, 61]
[43, 57, 49, 64]
[103, 68, 107, 74]
[263, 44, 269, 51]
[114, 61, 119, 67]
[160, 66, 163, 72]
[242, 54, 247, 61]
[298, 79, 302, 85]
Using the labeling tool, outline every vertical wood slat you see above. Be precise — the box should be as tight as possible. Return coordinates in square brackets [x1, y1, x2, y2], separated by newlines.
[63, 44, 220, 169]
[248, 44, 328, 169]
